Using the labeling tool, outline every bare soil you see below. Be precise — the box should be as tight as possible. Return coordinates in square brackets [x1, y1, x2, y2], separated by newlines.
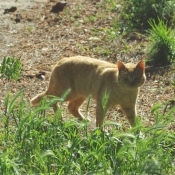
[0, 0, 175, 130]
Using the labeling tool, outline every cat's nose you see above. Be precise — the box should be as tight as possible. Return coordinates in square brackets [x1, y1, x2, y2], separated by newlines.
[129, 82, 134, 87]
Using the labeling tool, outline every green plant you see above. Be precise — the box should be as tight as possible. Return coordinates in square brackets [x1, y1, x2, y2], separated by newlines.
[0, 57, 22, 81]
[74, 21, 81, 27]
[102, 90, 110, 115]
[94, 46, 112, 56]
[103, 27, 118, 41]
[121, 0, 175, 31]
[0, 91, 175, 174]
[147, 18, 175, 66]
[24, 25, 34, 33]
[84, 15, 98, 23]
[103, 0, 117, 11]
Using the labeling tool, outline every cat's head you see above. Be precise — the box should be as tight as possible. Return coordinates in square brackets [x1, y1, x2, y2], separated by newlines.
[117, 60, 146, 89]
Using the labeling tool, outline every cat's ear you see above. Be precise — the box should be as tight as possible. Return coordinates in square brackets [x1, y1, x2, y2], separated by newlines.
[117, 61, 125, 71]
[136, 60, 145, 71]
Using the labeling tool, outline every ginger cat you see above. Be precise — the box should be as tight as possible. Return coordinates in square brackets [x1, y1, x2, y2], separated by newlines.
[30, 56, 146, 127]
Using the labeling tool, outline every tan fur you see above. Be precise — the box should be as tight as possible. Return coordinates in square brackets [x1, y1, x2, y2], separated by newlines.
[30, 56, 146, 127]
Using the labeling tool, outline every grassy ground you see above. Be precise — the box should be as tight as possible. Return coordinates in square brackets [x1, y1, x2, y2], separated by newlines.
[0, 91, 175, 174]
[0, 0, 175, 174]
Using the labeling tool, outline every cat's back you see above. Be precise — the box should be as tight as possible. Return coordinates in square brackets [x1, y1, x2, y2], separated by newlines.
[52, 56, 117, 76]
[57, 56, 116, 68]
[50, 56, 118, 97]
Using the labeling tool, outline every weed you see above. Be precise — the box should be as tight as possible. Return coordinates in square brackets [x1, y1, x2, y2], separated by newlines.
[0, 57, 22, 81]
[94, 46, 112, 56]
[77, 43, 89, 53]
[147, 18, 175, 66]
[103, 27, 118, 41]
[74, 21, 81, 27]
[0, 91, 175, 174]
[24, 25, 34, 33]
[121, 0, 175, 31]
[104, 0, 117, 11]
[84, 15, 98, 23]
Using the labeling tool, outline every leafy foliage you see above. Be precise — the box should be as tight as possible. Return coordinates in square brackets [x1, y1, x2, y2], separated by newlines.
[0, 57, 22, 81]
[0, 91, 175, 174]
[121, 0, 175, 31]
[147, 18, 175, 66]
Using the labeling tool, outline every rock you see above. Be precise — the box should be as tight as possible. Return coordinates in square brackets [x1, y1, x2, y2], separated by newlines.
[50, 1, 67, 13]
[4, 6, 17, 14]
[15, 14, 21, 23]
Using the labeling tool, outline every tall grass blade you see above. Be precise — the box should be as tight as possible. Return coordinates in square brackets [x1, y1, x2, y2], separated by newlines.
[7, 90, 23, 114]
[60, 88, 71, 104]
[102, 90, 110, 115]
[144, 123, 166, 133]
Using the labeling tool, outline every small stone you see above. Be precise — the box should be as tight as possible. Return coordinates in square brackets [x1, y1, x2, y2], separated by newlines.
[50, 1, 67, 13]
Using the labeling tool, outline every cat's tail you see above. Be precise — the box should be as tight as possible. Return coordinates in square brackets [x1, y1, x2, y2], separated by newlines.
[30, 91, 46, 106]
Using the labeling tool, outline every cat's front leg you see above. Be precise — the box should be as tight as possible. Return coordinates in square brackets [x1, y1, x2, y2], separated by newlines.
[95, 100, 107, 127]
[53, 103, 59, 113]
[120, 104, 136, 127]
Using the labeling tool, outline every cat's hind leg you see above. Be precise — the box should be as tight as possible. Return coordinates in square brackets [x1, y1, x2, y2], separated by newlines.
[30, 91, 46, 106]
[68, 97, 86, 121]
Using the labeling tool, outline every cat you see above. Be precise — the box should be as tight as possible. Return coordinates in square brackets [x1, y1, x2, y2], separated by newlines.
[30, 56, 146, 127]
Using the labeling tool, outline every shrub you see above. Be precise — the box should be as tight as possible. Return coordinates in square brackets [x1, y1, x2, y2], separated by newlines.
[121, 0, 175, 31]
[0, 57, 22, 81]
[147, 18, 175, 66]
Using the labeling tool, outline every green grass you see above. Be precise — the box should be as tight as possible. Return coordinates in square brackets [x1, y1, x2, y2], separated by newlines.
[103, 0, 118, 11]
[147, 18, 175, 66]
[84, 15, 98, 23]
[0, 91, 175, 174]
[0, 57, 22, 81]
